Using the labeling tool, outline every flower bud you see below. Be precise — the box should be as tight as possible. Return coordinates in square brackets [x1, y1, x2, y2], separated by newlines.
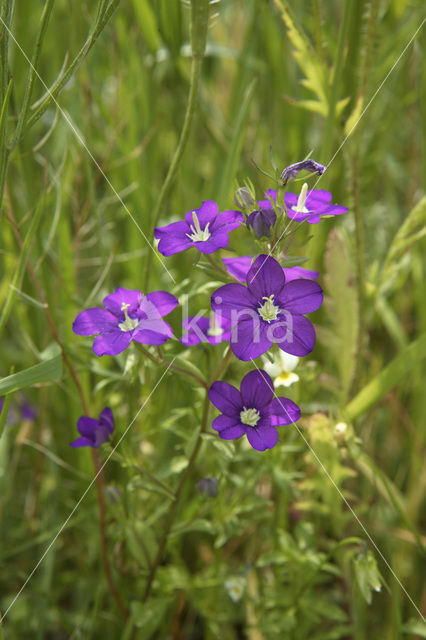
[333, 421, 348, 444]
[246, 207, 277, 238]
[280, 159, 326, 185]
[234, 187, 255, 210]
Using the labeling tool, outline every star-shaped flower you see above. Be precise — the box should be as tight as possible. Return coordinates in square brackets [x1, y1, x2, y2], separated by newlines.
[212, 254, 323, 361]
[154, 201, 243, 256]
[209, 369, 300, 451]
[266, 185, 347, 224]
[73, 287, 178, 356]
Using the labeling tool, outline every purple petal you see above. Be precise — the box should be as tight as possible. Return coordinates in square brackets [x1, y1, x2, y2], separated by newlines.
[211, 209, 244, 232]
[184, 201, 218, 227]
[305, 189, 332, 204]
[144, 291, 179, 317]
[70, 436, 96, 448]
[283, 266, 319, 282]
[102, 288, 143, 316]
[135, 318, 174, 338]
[99, 407, 114, 435]
[195, 232, 230, 254]
[240, 370, 274, 408]
[268, 397, 301, 426]
[273, 315, 316, 356]
[208, 381, 241, 416]
[306, 214, 322, 224]
[246, 254, 285, 299]
[212, 414, 240, 431]
[286, 209, 312, 223]
[181, 316, 211, 346]
[154, 221, 193, 256]
[317, 204, 348, 216]
[77, 416, 99, 438]
[92, 330, 132, 356]
[230, 319, 272, 361]
[278, 280, 323, 314]
[246, 426, 279, 451]
[211, 283, 257, 319]
[73, 308, 118, 336]
[219, 424, 246, 440]
[222, 257, 252, 283]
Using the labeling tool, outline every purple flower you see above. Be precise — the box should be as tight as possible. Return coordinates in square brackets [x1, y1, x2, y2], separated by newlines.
[212, 254, 323, 361]
[246, 202, 276, 238]
[0, 396, 37, 424]
[280, 159, 326, 185]
[223, 256, 319, 284]
[73, 287, 179, 357]
[209, 370, 300, 451]
[181, 312, 232, 346]
[70, 407, 114, 448]
[197, 476, 218, 498]
[154, 201, 243, 256]
[266, 186, 347, 224]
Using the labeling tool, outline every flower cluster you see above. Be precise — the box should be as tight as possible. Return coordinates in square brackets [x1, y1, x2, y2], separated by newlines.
[71, 160, 347, 452]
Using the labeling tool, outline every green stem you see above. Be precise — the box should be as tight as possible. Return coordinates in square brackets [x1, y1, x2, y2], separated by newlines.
[142, 390, 211, 601]
[19, 0, 121, 137]
[0, 77, 13, 209]
[143, 0, 210, 291]
[11, 0, 54, 148]
[135, 343, 208, 388]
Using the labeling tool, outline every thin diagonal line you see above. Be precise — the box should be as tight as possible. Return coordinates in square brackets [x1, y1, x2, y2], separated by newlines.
[0, 359, 176, 623]
[0, 17, 175, 284]
[251, 15, 426, 281]
[251, 361, 426, 622]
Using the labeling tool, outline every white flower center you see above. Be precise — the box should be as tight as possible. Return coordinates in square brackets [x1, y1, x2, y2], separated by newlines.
[291, 182, 309, 214]
[186, 211, 211, 242]
[240, 406, 260, 427]
[118, 302, 139, 332]
[257, 294, 280, 323]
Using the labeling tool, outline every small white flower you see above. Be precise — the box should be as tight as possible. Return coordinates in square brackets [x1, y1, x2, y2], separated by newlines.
[262, 351, 299, 388]
[225, 576, 246, 602]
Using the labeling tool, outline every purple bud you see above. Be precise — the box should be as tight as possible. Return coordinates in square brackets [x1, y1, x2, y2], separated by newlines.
[197, 476, 218, 498]
[280, 159, 326, 185]
[246, 207, 276, 238]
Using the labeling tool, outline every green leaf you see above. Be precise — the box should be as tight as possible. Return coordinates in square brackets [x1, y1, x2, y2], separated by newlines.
[274, 0, 328, 113]
[0, 351, 62, 395]
[353, 550, 382, 605]
[401, 619, 426, 637]
[345, 332, 426, 421]
[130, 0, 160, 53]
[319, 230, 358, 402]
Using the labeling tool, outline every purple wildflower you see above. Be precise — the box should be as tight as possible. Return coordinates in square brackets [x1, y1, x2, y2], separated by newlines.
[212, 254, 323, 361]
[73, 287, 179, 357]
[154, 201, 243, 256]
[280, 159, 326, 185]
[209, 370, 300, 451]
[223, 256, 319, 284]
[181, 312, 232, 346]
[70, 407, 114, 448]
[266, 186, 347, 224]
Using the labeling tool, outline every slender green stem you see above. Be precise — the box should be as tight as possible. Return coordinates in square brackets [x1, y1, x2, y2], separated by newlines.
[135, 343, 208, 388]
[142, 390, 211, 602]
[20, 0, 121, 136]
[143, 0, 210, 291]
[11, 0, 54, 147]
[0, 0, 13, 106]
[0, 77, 13, 209]
[209, 345, 233, 385]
